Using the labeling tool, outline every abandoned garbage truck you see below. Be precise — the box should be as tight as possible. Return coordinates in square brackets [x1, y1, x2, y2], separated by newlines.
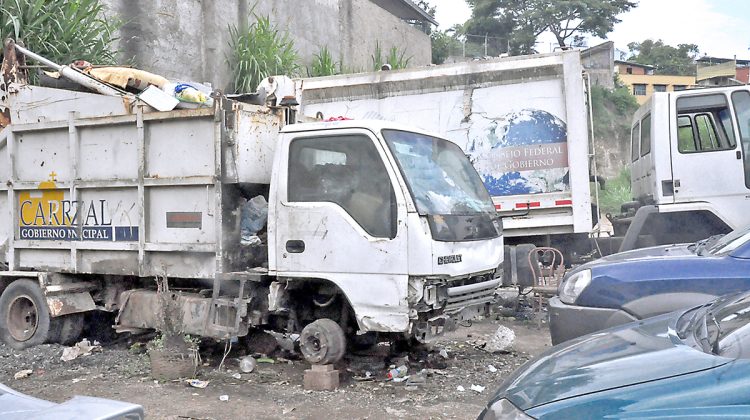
[0, 56, 503, 365]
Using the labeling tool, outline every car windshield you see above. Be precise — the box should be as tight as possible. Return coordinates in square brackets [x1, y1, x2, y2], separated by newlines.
[681, 292, 750, 357]
[382, 129, 496, 216]
[705, 225, 750, 255]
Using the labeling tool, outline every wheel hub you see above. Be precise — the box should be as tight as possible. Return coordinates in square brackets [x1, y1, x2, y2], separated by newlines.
[7, 295, 38, 342]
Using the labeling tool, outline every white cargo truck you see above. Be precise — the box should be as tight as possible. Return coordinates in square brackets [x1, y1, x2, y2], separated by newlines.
[615, 85, 750, 249]
[0, 44, 503, 363]
[293, 50, 595, 286]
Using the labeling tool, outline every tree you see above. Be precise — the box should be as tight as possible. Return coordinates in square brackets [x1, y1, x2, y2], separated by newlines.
[627, 39, 699, 76]
[465, 0, 636, 54]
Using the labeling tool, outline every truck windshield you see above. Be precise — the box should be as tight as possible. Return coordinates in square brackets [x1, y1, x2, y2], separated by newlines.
[382, 130, 495, 216]
[383, 129, 500, 242]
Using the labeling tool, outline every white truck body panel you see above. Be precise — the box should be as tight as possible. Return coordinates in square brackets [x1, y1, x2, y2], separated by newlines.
[295, 51, 593, 238]
[0, 84, 284, 278]
[631, 86, 750, 231]
[1, 85, 502, 339]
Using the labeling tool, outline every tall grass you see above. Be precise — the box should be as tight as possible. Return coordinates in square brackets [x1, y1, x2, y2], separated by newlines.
[308, 46, 339, 77]
[597, 168, 632, 215]
[0, 0, 120, 65]
[228, 15, 300, 93]
[371, 41, 412, 71]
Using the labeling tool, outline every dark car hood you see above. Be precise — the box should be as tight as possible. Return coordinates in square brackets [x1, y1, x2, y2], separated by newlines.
[591, 243, 694, 266]
[493, 314, 728, 411]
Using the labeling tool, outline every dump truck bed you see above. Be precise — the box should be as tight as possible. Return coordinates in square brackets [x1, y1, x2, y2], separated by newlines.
[0, 84, 285, 278]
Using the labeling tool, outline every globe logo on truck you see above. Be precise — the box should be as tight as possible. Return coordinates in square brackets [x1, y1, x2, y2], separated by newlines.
[467, 109, 570, 196]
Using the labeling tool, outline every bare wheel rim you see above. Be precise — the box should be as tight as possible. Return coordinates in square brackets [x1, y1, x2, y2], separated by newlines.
[7, 294, 38, 342]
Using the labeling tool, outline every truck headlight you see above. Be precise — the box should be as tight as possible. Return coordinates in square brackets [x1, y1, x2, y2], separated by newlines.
[559, 269, 591, 304]
[480, 398, 534, 420]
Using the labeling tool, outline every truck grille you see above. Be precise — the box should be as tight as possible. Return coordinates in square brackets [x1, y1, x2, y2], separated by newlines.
[444, 279, 500, 313]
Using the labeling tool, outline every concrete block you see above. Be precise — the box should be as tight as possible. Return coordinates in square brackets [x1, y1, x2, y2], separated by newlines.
[303, 364, 339, 391]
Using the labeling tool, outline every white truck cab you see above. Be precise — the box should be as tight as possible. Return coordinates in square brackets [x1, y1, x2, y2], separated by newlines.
[622, 86, 750, 249]
[271, 120, 504, 340]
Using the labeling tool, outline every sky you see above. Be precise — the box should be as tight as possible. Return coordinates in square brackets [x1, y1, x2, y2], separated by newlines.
[429, 0, 750, 59]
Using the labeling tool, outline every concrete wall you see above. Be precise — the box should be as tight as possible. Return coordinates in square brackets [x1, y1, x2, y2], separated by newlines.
[581, 42, 614, 89]
[100, 0, 430, 92]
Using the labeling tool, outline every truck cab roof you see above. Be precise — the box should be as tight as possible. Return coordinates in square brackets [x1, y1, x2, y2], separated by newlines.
[282, 119, 443, 140]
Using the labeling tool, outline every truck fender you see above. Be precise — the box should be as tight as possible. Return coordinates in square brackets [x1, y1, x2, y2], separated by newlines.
[621, 292, 716, 320]
[45, 292, 96, 318]
[290, 276, 410, 333]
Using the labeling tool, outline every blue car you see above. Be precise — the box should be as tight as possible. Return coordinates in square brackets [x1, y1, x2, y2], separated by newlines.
[549, 225, 750, 344]
[479, 292, 750, 419]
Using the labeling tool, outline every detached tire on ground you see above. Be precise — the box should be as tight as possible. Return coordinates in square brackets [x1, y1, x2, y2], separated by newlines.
[299, 318, 346, 364]
[0, 279, 53, 349]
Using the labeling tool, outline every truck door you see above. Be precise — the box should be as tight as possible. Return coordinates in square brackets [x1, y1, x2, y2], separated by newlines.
[669, 91, 750, 217]
[273, 128, 408, 282]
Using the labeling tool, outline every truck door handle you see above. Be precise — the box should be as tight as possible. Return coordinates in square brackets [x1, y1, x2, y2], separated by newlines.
[286, 240, 305, 253]
[738, 150, 742, 160]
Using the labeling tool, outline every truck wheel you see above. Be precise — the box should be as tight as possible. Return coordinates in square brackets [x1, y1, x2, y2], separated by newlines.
[299, 318, 346, 364]
[48, 313, 85, 345]
[0, 279, 53, 349]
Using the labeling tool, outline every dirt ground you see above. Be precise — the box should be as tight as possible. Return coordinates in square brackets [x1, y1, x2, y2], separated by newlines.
[0, 302, 552, 420]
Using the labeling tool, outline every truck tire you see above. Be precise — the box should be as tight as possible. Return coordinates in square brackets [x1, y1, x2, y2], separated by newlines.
[299, 318, 346, 364]
[0, 279, 53, 350]
[49, 313, 85, 345]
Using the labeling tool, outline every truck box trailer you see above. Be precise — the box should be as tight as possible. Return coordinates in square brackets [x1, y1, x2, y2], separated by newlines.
[293, 50, 595, 284]
[0, 43, 503, 362]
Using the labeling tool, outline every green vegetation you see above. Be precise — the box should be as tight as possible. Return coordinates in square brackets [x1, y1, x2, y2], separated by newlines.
[371, 41, 412, 70]
[228, 15, 300, 93]
[598, 168, 631, 215]
[464, 0, 636, 54]
[627, 39, 699, 76]
[0, 0, 120, 65]
[590, 80, 639, 214]
[430, 29, 463, 64]
[308, 46, 340, 77]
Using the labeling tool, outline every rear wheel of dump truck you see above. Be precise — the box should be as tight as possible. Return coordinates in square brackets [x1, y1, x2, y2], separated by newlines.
[48, 313, 85, 345]
[299, 318, 346, 364]
[0, 279, 53, 350]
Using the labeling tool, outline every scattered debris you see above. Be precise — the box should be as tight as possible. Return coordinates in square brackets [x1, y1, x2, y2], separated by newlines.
[14, 369, 32, 380]
[239, 356, 256, 373]
[385, 407, 407, 418]
[352, 371, 373, 381]
[282, 407, 296, 415]
[387, 365, 408, 380]
[439, 349, 449, 359]
[256, 357, 275, 364]
[484, 326, 516, 353]
[488, 365, 498, 373]
[61, 339, 101, 362]
[231, 373, 242, 380]
[457, 385, 466, 392]
[219, 395, 229, 402]
[187, 379, 209, 389]
[470, 384, 486, 393]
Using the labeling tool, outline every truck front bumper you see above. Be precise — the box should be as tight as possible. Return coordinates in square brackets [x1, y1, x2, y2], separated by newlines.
[548, 296, 637, 345]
